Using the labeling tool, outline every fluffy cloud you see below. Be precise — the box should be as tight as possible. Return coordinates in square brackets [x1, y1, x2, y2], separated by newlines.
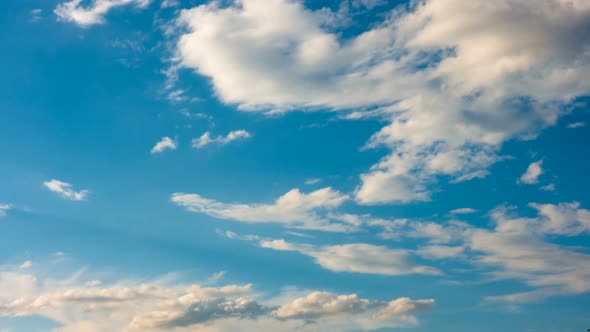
[259, 239, 440, 276]
[171, 187, 356, 232]
[273, 291, 434, 322]
[54, 0, 151, 27]
[151, 136, 177, 154]
[192, 130, 252, 149]
[0, 264, 434, 331]
[43, 179, 89, 201]
[518, 160, 543, 184]
[174, 0, 590, 204]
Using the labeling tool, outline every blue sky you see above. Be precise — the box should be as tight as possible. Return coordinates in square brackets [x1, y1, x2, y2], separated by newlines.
[1, 0, 590, 331]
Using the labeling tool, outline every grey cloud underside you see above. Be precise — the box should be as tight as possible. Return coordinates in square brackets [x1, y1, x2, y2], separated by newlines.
[0, 267, 434, 332]
[174, 0, 590, 204]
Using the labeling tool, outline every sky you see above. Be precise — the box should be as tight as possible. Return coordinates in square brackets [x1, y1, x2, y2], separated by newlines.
[0, 0, 590, 331]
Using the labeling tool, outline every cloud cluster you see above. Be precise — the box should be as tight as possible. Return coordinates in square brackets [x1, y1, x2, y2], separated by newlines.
[273, 291, 434, 323]
[370, 202, 590, 302]
[171, 187, 355, 232]
[214, 200, 590, 303]
[55, 0, 151, 27]
[0, 265, 434, 331]
[43, 179, 89, 201]
[192, 130, 252, 149]
[174, 0, 590, 204]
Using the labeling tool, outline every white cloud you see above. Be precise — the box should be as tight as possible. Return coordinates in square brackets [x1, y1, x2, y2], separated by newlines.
[206, 271, 226, 284]
[161, 0, 179, 9]
[372, 201, 590, 302]
[55, 0, 151, 27]
[304, 178, 321, 185]
[274, 291, 434, 322]
[371, 297, 435, 320]
[167, 89, 187, 102]
[171, 187, 355, 232]
[567, 121, 585, 128]
[18, 261, 32, 270]
[540, 183, 556, 191]
[43, 179, 89, 201]
[192, 130, 252, 149]
[174, 0, 590, 204]
[416, 245, 464, 260]
[0, 204, 11, 217]
[449, 208, 477, 215]
[518, 160, 543, 184]
[0, 263, 434, 331]
[151, 136, 177, 154]
[259, 239, 441, 276]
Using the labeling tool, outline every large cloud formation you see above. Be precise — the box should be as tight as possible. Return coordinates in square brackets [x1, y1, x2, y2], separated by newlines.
[174, 0, 590, 204]
[0, 264, 435, 331]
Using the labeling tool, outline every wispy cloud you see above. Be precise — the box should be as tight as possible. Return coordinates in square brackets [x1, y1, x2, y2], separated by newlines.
[304, 178, 322, 185]
[54, 0, 151, 27]
[43, 179, 89, 201]
[171, 187, 353, 232]
[259, 239, 441, 276]
[0, 204, 11, 217]
[192, 130, 252, 149]
[30, 9, 42, 22]
[567, 122, 585, 128]
[449, 208, 477, 215]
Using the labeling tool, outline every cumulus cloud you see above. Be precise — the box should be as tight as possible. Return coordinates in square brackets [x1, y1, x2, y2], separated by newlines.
[54, 0, 151, 27]
[259, 239, 441, 276]
[171, 187, 356, 232]
[43, 179, 89, 201]
[274, 291, 434, 323]
[174, 0, 590, 204]
[567, 121, 585, 128]
[192, 130, 252, 149]
[151, 136, 177, 154]
[518, 160, 543, 184]
[0, 264, 434, 331]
